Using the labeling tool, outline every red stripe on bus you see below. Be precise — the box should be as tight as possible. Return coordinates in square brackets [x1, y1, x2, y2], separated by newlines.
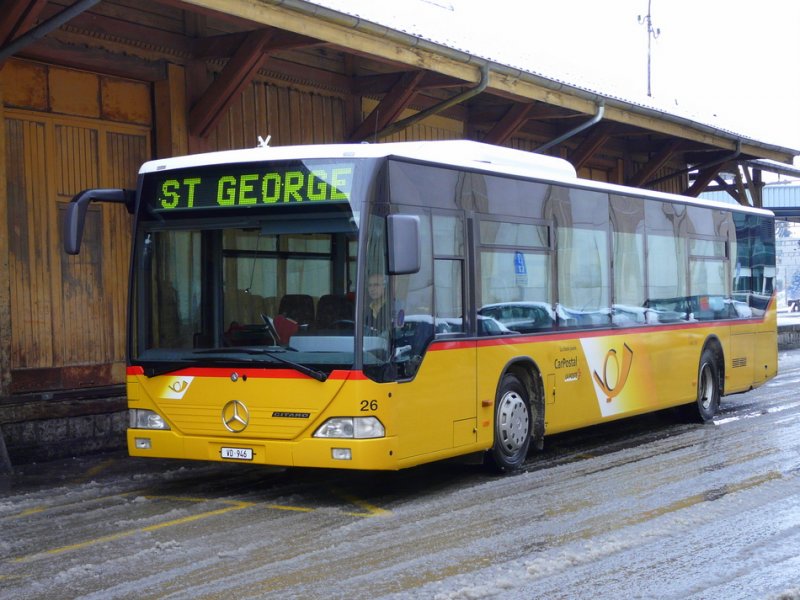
[126, 366, 364, 380]
[428, 340, 476, 351]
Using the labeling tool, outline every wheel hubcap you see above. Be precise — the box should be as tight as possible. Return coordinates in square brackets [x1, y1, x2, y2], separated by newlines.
[698, 363, 714, 411]
[498, 391, 529, 454]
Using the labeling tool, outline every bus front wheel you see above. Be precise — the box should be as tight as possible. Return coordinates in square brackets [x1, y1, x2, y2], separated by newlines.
[681, 349, 720, 423]
[487, 374, 532, 473]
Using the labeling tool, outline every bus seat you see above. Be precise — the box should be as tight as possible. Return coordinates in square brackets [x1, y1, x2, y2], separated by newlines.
[279, 294, 315, 326]
[315, 294, 353, 330]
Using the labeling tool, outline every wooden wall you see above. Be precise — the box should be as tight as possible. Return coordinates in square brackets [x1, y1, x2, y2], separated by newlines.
[3, 59, 151, 393]
[207, 80, 350, 150]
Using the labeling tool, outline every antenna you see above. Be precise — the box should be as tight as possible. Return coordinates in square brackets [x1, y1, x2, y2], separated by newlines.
[637, 0, 661, 97]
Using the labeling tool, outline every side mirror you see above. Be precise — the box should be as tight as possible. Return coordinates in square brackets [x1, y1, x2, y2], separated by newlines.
[63, 188, 134, 254]
[387, 214, 420, 275]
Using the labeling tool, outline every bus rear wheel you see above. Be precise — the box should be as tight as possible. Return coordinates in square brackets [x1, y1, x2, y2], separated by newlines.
[487, 374, 532, 473]
[681, 349, 720, 423]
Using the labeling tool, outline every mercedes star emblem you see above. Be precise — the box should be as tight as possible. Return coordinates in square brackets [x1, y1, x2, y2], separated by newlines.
[221, 400, 250, 433]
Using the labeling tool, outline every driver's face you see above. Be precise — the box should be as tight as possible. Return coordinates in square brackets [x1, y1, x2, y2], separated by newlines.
[368, 276, 385, 301]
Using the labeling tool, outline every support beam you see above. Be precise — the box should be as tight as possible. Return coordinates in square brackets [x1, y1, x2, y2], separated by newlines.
[741, 162, 762, 208]
[627, 138, 684, 187]
[711, 175, 741, 203]
[685, 163, 724, 197]
[155, 63, 189, 158]
[349, 70, 425, 141]
[188, 29, 276, 139]
[0, 0, 47, 45]
[0, 0, 99, 65]
[569, 122, 614, 170]
[482, 102, 534, 145]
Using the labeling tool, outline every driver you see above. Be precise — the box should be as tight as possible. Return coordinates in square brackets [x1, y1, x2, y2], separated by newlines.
[365, 273, 390, 332]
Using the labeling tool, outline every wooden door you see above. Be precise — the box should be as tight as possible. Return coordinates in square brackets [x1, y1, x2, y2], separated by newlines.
[5, 110, 150, 392]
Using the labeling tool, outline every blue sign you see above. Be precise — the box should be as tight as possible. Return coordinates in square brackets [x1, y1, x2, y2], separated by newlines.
[514, 251, 527, 275]
[514, 251, 527, 286]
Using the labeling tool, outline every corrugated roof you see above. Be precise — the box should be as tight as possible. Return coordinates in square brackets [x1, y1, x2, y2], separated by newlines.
[302, 0, 799, 156]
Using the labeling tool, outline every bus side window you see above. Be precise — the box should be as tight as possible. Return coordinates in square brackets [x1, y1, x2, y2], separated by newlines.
[391, 211, 434, 378]
[476, 219, 553, 335]
[432, 214, 465, 336]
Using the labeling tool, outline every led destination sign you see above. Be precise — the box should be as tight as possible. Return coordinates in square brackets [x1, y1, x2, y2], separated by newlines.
[149, 162, 355, 211]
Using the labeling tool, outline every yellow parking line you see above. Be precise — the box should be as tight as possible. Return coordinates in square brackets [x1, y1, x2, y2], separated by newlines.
[72, 458, 118, 484]
[2, 489, 144, 521]
[14, 498, 254, 563]
[331, 489, 391, 517]
[6, 507, 45, 519]
[265, 504, 315, 513]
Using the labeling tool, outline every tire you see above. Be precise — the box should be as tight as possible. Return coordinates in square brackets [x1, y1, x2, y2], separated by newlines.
[487, 374, 532, 473]
[681, 348, 720, 423]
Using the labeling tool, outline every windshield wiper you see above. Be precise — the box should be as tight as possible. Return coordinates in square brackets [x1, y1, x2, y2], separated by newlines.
[139, 355, 259, 378]
[194, 348, 328, 382]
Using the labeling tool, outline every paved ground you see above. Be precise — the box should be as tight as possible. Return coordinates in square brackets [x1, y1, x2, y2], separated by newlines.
[2, 350, 800, 599]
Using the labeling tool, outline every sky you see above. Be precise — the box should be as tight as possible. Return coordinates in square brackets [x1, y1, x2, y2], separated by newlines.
[314, 0, 800, 159]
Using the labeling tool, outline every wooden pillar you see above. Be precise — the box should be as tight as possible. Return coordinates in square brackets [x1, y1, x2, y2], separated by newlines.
[0, 61, 13, 476]
[0, 66, 11, 399]
[155, 63, 189, 158]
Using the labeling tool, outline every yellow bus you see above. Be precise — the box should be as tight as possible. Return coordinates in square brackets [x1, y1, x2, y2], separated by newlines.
[64, 140, 777, 472]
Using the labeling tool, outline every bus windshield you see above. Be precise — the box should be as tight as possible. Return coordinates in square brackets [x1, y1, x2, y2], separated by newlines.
[130, 158, 375, 376]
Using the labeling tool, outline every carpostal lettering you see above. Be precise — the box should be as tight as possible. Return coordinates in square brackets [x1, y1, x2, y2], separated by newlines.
[155, 165, 353, 210]
[555, 356, 578, 369]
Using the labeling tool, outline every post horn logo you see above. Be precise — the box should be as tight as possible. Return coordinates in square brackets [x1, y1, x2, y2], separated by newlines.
[592, 343, 634, 402]
[222, 400, 250, 433]
[169, 380, 189, 393]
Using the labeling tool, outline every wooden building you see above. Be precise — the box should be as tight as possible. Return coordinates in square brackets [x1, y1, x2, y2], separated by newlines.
[0, 0, 796, 465]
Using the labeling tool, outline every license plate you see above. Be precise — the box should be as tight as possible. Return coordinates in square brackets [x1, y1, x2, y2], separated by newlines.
[221, 447, 253, 461]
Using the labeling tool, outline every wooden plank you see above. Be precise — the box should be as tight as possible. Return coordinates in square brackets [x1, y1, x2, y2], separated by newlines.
[7, 117, 53, 370]
[101, 77, 152, 125]
[37, 1, 192, 54]
[19, 34, 167, 82]
[55, 123, 104, 367]
[10, 364, 114, 393]
[2, 59, 48, 110]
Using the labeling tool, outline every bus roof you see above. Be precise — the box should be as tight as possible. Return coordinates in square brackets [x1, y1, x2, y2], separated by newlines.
[140, 140, 774, 218]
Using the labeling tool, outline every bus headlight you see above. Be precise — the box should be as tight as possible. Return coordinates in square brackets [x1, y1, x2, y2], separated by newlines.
[129, 409, 171, 430]
[314, 417, 385, 439]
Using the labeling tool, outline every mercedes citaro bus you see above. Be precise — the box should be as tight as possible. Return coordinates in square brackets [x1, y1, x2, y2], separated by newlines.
[63, 140, 777, 472]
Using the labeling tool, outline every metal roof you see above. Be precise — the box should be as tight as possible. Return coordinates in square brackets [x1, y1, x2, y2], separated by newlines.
[702, 183, 800, 209]
[299, 0, 799, 157]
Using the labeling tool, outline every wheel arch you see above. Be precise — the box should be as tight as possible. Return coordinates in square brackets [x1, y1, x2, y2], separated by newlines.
[498, 357, 545, 450]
